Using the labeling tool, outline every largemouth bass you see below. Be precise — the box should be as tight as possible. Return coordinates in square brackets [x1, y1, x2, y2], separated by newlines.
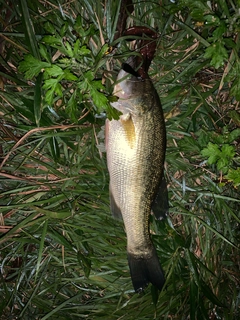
[106, 56, 167, 293]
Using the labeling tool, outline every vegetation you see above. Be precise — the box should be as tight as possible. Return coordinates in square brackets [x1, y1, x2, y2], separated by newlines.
[0, 0, 239, 319]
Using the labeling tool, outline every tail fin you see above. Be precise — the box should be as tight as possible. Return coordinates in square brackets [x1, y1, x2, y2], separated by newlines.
[127, 247, 165, 293]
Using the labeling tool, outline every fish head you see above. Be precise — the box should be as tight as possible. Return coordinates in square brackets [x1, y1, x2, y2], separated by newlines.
[111, 57, 156, 115]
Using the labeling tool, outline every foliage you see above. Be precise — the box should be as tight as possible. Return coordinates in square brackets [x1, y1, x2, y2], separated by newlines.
[0, 0, 239, 319]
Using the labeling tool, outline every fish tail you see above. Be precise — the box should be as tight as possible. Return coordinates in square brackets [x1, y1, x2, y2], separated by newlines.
[127, 247, 165, 293]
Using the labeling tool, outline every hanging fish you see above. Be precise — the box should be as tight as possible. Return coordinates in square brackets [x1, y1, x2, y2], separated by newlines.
[106, 35, 168, 292]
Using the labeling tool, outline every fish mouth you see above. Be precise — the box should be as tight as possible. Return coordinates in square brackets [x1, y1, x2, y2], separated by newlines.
[122, 62, 141, 78]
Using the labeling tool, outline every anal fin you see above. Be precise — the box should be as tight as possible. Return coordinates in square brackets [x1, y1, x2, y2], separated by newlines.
[109, 184, 123, 220]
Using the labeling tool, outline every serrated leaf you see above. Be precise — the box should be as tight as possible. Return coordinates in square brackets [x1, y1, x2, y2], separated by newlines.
[204, 42, 228, 69]
[43, 79, 63, 105]
[107, 105, 122, 120]
[201, 142, 220, 164]
[78, 45, 91, 56]
[212, 22, 227, 41]
[43, 78, 59, 90]
[19, 55, 51, 79]
[63, 69, 78, 81]
[55, 82, 63, 97]
[91, 80, 105, 90]
[66, 92, 79, 122]
[229, 128, 240, 142]
[84, 70, 94, 81]
[73, 39, 81, 56]
[42, 35, 69, 56]
[43, 21, 56, 34]
[217, 157, 229, 171]
[65, 41, 74, 57]
[225, 168, 240, 186]
[90, 88, 109, 112]
[60, 22, 69, 37]
[45, 65, 64, 77]
[45, 90, 55, 105]
[221, 144, 235, 158]
[94, 44, 109, 64]
[197, 130, 210, 147]
[42, 35, 62, 46]
[39, 43, 52, 63]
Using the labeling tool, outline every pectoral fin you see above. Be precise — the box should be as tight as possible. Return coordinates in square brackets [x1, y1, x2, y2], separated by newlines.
[151, 175, 169, 220]
[120, 113, 136, 149]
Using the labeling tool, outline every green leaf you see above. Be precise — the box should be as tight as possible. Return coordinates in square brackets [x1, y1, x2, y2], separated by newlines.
[34, 73, 43, 126]
[43, 78, 59, 90]
[84, 70, 94, 81]
[90, 87, 109, 112]
[211, 22, 227, 41]
[43, 21, 56, 34]
[60, 22, 69, 37]
[66, 92, 79, 122]
[190, 280, 198, 320]
[91, 80, 105, 91]
[43, 79, 63, 105]
[65, 41, 74, 57]
[221, 144, 235, 159]
[94, 44, 110, 64]
[19, 0, 40, 59]
[42, 35, 69, 56]
[181, 0, 211, 21]
[49, 136, 61, 162]
[42, 35, 62, 46]
[217, 157, 229, 172]
[36, 220, 48, 278]
[19, 55, 51, 79]
[230, 74, 240, 101]
[201, 142, 220, 164]
[200, 280, 225, 307]
[45, 65, 64, 77]
[204, 42, 228, 69]
[78, 45, 91, 56]
[77, 251, 92, 278]
[49, 229, 73, 248]
[225, 168, 240, 186]
[39, 43, 52, 63]
[204, 15, 220, 26]
[63, 69, 78, 81]
[229, 128, 240, 142]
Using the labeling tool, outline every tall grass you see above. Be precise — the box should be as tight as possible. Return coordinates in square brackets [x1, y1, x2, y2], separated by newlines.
[0, 0, 239, 319]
